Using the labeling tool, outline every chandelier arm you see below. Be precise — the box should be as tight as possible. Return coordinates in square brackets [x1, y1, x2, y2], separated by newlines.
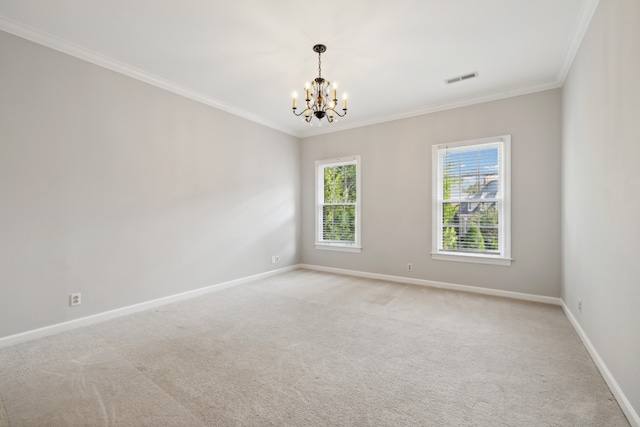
[326, 108, 347, 118]
[292, 108, 314, 123]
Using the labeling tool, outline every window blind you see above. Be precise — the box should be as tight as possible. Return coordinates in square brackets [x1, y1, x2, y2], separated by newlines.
[436, 141, 503, 255]
[319, 162, 357, 243]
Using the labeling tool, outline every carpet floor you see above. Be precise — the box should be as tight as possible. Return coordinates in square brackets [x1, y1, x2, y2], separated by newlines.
[0, 269, 630, 426]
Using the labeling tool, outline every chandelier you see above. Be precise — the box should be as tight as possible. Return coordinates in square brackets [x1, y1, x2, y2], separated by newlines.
[292, 44, 347, 124]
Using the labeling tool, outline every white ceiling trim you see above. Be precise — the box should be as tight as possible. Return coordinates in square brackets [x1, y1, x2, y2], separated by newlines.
[1, 1, 600, 140]
[557, 0, 600, 83]
[0, 16, 298, 137]
[299, 80, 563, 138]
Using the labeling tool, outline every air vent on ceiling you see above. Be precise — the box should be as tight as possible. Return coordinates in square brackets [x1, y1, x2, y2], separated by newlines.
[445, 71, 478, 85]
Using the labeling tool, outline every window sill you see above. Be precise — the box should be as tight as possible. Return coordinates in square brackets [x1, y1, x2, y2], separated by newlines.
[316, 244, 362, 253]
[431, 252, 512, 266]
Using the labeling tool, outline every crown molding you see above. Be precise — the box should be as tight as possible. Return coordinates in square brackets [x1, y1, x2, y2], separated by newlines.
[0, 16, 299, 138]
[299, 80, 562, 139]
[557, 0, 600, 83]
[1, 0, 599, 141]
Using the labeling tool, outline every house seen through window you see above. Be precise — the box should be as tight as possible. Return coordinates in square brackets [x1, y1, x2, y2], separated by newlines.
[432, 136, 511, 266]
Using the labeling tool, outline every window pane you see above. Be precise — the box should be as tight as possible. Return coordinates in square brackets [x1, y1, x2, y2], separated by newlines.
[443, 147, 500, 201]
[324, 164, 356, 203]
[433, 137, 509, 262]
[442, 202, 460, 250]
[322, 205, 355, 241]
[442, 201, 499, 253]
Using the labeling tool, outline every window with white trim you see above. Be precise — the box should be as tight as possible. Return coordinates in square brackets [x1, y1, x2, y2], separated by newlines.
[315, 156, 361, 252]
[432, 136, 511, 266]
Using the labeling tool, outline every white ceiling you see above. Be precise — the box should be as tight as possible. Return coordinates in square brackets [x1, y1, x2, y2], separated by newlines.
[0, 0, 598, 138]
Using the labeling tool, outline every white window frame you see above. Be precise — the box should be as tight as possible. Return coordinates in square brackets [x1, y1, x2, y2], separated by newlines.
[315, 155, 361, 253]
[431, 135, 512, 266]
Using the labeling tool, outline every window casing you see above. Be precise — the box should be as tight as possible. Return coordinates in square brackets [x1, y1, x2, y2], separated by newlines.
[315, 156, 361, 252]
[432, 136, 511, 266]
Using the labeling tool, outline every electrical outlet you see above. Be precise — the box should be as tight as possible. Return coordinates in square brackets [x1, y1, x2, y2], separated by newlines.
[70, 293, 81, 306]
[407, 263, 413, 271]
[578, 299, 582, 313]
[275, 255, 280, 263]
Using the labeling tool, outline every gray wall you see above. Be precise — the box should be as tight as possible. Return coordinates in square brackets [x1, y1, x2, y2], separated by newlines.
[1, 4, 637, 418]
[562, 0, 640, 417]
[0, 31, 301, 339]
[301, 89, 562, 297]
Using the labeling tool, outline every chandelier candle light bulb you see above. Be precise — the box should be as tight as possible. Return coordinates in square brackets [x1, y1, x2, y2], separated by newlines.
[292, 44, 348, 124]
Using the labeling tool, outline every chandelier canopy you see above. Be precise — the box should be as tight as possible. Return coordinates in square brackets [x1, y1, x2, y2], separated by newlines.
[292, 44, 347, 124]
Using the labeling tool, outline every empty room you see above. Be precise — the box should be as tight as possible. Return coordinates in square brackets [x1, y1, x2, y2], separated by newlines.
[0, 0, 638, 425]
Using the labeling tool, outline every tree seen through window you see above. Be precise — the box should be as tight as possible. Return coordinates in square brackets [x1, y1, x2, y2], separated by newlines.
[322, 164, 356, 241]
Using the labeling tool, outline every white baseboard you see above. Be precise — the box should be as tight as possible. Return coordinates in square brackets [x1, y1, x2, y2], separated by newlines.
[0, 265, 299, 349]
[562, 303, 640, 427]
[3, 262, 635, 426]
[299, 264, 637, 425]
[299, 264, 562, 305]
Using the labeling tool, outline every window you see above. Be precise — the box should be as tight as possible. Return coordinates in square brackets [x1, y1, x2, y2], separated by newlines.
[432, 136, 511, 266]
[315, 156, 361, 252]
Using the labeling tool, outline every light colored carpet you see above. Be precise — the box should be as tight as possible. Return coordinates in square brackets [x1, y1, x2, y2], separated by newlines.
[0, 269, 630, 426]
